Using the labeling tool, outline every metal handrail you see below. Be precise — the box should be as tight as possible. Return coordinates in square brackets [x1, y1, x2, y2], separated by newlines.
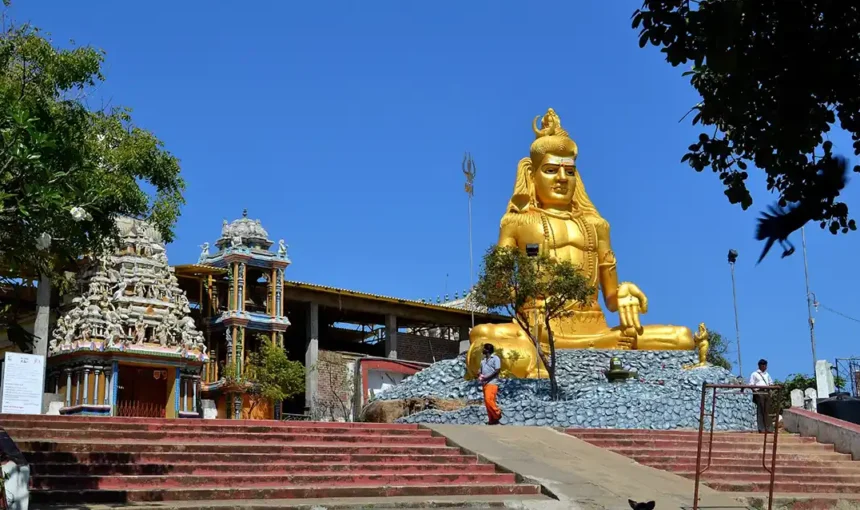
[692, 383, 781, 510]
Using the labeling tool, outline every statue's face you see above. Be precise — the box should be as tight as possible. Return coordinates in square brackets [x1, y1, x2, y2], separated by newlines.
[534, 154, 576, 208]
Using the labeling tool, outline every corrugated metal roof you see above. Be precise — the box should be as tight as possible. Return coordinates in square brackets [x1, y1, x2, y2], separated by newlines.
[171, 264, 506, 320]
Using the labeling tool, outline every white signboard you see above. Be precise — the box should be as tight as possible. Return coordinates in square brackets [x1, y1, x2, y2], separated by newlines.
[1, 352, 46, 414]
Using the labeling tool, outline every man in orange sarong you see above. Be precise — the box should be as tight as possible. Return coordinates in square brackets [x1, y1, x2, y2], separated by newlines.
[478, 343, 502, 425]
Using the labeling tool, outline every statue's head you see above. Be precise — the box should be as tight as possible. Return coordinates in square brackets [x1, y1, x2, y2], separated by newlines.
[507, 108, 598, 217]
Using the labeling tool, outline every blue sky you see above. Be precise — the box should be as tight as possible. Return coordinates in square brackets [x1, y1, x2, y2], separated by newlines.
[13, 1, 860, 379]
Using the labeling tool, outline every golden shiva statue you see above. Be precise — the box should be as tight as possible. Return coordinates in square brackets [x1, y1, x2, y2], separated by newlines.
[466, 108, 708, 379]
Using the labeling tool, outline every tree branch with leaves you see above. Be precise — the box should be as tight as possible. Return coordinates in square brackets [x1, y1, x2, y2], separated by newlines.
[472, 246, 594, 400]
[632, 0, 860, 235]
[0, 6, 185, 348]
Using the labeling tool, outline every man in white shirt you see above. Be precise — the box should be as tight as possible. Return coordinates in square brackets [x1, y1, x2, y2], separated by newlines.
[749, 359, 775, 433]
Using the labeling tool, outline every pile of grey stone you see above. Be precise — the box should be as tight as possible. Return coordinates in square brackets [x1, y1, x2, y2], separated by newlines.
[373, 350, 757, 430]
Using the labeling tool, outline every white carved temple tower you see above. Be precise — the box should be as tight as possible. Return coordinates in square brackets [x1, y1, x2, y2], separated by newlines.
[46, 216, 208, 418]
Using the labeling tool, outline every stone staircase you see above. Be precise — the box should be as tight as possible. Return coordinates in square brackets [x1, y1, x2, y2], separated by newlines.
[567, 428, 860, 495]
[1, 414, 541, 505]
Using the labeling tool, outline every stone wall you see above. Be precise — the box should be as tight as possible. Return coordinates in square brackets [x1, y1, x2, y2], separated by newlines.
[375, 350, 757, 431]
[396, 332, 460, 364]
[784, 407, 860, 460]
[313, 350, 356, 421]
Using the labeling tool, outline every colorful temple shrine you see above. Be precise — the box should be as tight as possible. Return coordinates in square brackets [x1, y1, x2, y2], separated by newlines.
[45, 216, 208, 418]
[179, 209, 291, 419]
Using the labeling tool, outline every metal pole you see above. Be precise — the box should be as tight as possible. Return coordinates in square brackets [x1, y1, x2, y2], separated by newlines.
[468, 195, 474, 328]
[729, 262, 743, 378]
[801, 227, 818, 376]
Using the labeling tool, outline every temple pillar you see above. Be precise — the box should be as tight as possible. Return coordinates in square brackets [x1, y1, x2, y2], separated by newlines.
[237, 327, 245, 378]
[305, 302, 319, 416]
[110, 361, 119, 415]
[166, 367, 179, 419]
[181, 377, 188, 412]
[277, 269, 284, 316]
[231, 262, 239, 310]
[104, 367, 112, 407]
[459, 326, 470, 354]
[385, 315, 398, 359]
[238, 263, 246, 312]
[64, 369, 72, 407]
[93, 367, 101, 407]
[230, 326, 237, 370]
[192, 377, 198, 414]
[270, 268, 276, 316]
[74, 369, 81, 406]
[82, 368, 90, 405]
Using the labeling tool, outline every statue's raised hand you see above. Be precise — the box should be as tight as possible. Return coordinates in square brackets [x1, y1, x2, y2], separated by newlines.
[616, 282, 648, 338]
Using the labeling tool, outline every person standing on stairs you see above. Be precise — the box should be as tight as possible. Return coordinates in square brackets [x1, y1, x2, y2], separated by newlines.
[479, 343, 503, 425]
[749, 358, 775, 433]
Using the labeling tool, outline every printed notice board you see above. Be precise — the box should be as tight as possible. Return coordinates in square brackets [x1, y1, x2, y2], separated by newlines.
[1, 352, 46, 414]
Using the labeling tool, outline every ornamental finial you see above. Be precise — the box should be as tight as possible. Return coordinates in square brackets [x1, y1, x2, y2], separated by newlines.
[531, 108, 569, 139]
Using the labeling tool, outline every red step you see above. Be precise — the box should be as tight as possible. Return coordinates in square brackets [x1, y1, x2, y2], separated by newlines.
[31, 472, 518, 490]
[576, 438, 833, 453]
[24, 451, 479, 465]
[566, 428, 860, 495]
[608, 447, 850, 461]
[0, 418, 427, 435]
[31, 483, 540, 505]
[33, 461, 498, 476]
[10, 427, 445, 445]
[2, 415, 540, 504]
[1, 414, 418, 430]
[17, 439, 461, 454]
[568, 429, 816, 443]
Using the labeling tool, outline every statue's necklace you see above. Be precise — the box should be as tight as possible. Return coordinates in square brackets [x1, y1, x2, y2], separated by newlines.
[535, 207, 598, 281]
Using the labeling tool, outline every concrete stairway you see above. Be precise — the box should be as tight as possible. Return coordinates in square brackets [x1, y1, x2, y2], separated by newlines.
[566, 428, 860, 495]
[1, 414, 540, 505]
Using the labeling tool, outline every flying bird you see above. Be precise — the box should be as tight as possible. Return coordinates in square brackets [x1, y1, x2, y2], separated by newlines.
[755, 155, 851, 264]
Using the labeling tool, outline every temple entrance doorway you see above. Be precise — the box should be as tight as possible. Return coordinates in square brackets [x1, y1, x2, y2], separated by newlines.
[116, 365, 168, 418]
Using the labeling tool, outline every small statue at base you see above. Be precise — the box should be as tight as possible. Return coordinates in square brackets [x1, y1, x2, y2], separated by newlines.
[684, 323, 711, 370]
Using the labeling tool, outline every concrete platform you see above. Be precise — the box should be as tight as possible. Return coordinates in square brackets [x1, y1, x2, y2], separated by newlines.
[424, 424, 748, 510]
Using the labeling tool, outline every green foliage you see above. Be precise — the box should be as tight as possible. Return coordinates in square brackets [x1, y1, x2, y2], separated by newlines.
[473, 246, 594, 323]
[245, 338, 305, 406]
[772, 372, 848, 410]
[0, 10, 185, 349]
[0, 15, 185, 277]
[473, 245, 594, 399]
[705, 329, 732, 371]
[632, 1, 860, 233]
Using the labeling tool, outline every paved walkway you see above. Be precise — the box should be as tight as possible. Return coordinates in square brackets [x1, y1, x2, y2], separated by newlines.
[426, 424, 748, 510]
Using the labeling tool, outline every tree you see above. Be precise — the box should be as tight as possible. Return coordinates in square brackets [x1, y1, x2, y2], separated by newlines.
[0, 9, 185, 348]
[632, 1, 860, 234]
[472, 245, 594, 400]
[705, 329, 732, 371]
[244, 338, 305, 419]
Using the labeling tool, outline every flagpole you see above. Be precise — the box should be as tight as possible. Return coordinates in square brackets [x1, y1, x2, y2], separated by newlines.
[463, 153, 476, 328]
[468, 194, 474, 328]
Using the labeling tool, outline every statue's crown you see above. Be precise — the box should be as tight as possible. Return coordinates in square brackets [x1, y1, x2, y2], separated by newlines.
[532, 108, 570, 139]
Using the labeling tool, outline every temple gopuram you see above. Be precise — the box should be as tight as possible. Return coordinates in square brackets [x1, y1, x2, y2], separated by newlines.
[174, 210, 291, 419]
[45, 216, 208, 418]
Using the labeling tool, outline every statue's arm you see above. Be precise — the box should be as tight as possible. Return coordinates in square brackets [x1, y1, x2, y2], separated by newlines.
[497, 215, 520, 248]
[595, 219, 620, 312]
